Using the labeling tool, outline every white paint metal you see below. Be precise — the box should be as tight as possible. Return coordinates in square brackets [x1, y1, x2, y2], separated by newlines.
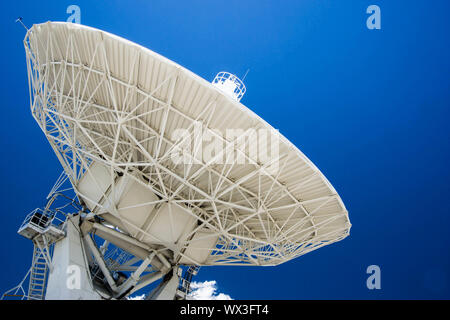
[45, 216, 101, 300]
[146, 268, 180, 300]
[24, 21, 351, 268]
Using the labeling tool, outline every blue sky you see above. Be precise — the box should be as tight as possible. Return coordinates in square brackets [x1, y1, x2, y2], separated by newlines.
[0, 0, 449, 299]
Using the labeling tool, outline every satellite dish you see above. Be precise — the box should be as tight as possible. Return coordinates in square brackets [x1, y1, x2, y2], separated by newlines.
[4, 21, 350, 300]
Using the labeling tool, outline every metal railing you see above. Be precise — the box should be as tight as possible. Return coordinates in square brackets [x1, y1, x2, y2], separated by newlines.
[212, 72, 246, 101]
[19, 208, 66, 233]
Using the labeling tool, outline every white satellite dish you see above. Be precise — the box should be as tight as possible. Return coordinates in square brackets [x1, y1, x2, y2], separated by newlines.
[3, 21, 350, 300]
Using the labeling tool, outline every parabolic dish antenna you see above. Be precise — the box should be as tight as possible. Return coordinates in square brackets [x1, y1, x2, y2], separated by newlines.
[6, 21, 350, 299]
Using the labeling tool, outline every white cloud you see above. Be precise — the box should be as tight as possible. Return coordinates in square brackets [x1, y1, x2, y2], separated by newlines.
[188, 280, 233, 300]
[126, 280, 233, 300]
[127, 294, 145, 300]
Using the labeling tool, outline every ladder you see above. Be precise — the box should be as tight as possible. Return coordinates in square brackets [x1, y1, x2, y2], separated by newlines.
[177, 265, 201, 299]
[27, 245, 49, 300]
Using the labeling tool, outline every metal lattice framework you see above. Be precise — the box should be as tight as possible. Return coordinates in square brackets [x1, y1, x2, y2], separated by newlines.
[24, 22, 350, 267]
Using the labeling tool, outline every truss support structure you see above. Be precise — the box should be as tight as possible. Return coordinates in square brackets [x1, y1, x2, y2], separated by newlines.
[2, 171, 199, 300]
[22, 22, 351, 269]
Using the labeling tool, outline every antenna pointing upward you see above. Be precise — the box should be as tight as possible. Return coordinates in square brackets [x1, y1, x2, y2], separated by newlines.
[15, 17, 29, 31]
[241, 68, 250, 81]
